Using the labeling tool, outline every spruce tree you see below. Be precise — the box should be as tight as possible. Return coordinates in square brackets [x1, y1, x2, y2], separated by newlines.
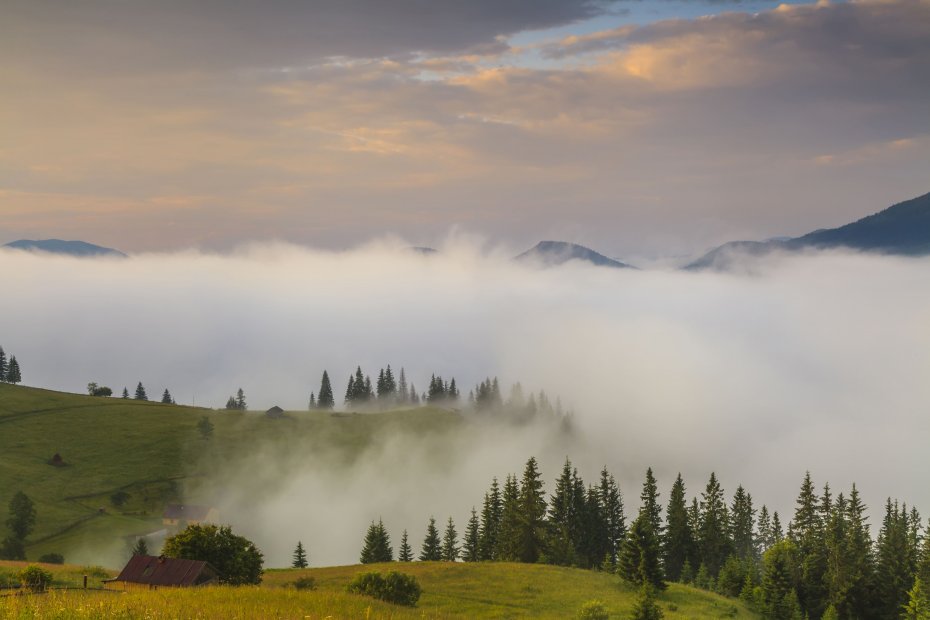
[345, 375, 355, 404]
[904, 580, 930, 620]
[5, 356, 20, 384]
[629, 584, 664, 620]
[772, 511, 784, 543]
[292, 541, 309, 568]
[875, 499, 914, 618]
[442, 517, 459, 561]
[618, 513, 665, 589]
[579, 484, 609, 569]
[134, 381, 148, 400]
[308, 393, 315, 409]
[496, 474, 522, 561]
[398, 529, 413, 562]
[761, 540, 801, 620]
[758, 505, 774, 553]
[517, 456, 547, 563]
[318, 370, 334, 409]
[599, 467, 626, 567]
[235, 388, 246, 410]
[698, 472, 731, 578]
[420, 517, 442, 561]
[730, 485, 756, 561]
[131, 537, 149, 556]
[664, 473, 695, 582]
[359, 519, 392, 563]
[463, 508, 480, 562]
[397, 368, 408, 404]
[640, 468, 662, 538]
[161, 389, 172, 404]
[121, 387, 129, 399]
[548, 459, 580, 566]
[841, 484, 875, 615]
[917, 518, 930, 593]
[479, 478, 503, 560]
[0, 346, 6, 380]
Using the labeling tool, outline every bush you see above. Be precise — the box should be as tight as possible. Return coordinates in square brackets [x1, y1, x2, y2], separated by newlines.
[18, 565, 53, 592]
[110, 491, 130, 507]
[38, 553, 64, 564]
[291, 576, 316, 590]
[162, 524, 264, 585]
[347, 570, 421, 607]
[577, 598, 610, 620]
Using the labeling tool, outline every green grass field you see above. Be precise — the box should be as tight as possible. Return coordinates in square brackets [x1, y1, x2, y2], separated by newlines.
[0, 560, 758, 619]
[0, 383, 461, 564]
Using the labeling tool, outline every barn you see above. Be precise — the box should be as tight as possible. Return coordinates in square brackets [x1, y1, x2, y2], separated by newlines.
[105, 555, 219, 590]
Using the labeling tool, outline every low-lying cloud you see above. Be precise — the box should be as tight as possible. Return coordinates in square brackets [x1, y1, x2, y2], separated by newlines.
[2, 241, 929, 565]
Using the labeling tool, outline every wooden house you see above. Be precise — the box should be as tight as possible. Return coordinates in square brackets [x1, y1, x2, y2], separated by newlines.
[162, 504, 219, 529]
[265, 405, 285, 419]
[105, 555, 218, 590]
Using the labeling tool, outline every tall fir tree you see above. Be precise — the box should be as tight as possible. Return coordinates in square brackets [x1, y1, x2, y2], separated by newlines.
[359, 519, 392, 563]
[442, 517, 459, 562]
[161, 389, 173, 404]
[599, 467, 627, 568]
[640, 467, 663, 538]
[344, 374, 355, 404]
[761, 540, 802, 620]
[463, 508, 480, 562]
[121, 387, 129, 399]
[134, 381, 147, 400]
[788, 473, 828, 619]
[235, 387, 247, 410]
[698, 472, 732, 578]
[0, 346, 6, 381]
[875, 499, 915, 618]
[730, 485, 756, 561]
[397, 368, 408, 404]
[496, 474, 522, 561]
[398, 529, 413, 562]
[479, 478, 503, 560]
[547, 459, 581, 566]
[317, 370, 334, 409]
[664, 473, 695, 582]
[420, 517, 442, 561]
[517, 457, 548, 563]
[758, 505, 774, 553]
[5, 356, 20, 384]
[292, 541, 309, 568]
[618, 513, 665, 590]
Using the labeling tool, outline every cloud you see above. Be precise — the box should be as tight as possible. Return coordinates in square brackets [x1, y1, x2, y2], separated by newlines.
[2, 243, 929, 565]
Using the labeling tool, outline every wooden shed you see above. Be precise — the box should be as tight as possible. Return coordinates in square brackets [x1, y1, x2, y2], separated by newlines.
[105, 555, 218, 590]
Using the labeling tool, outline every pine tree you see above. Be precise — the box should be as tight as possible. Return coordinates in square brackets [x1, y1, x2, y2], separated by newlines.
[496, 474, 522, 561]
[517, 457, 547, 563]
[308, 392, 315, 409]
[875, 499, 914, 618]
[398, 529, 413, 562]
[161, 389, 172, 404]
[420, 517, 442, 561]
[235, 388, 246, 410]
[134, 382, 147, 400]
[131, 537, 149, 556]
[0, 346, 6, 381]
[397, 368, 408, 404]
[292, 541, 309, 568]
[664, 473, 695, 582]
[640, 467, 662, 538]
[698, 472, 731, 578]
[904, 580, 930, 620]
[789, 473, 827, 618]
[730, 485, 756, 561]
[772, 511, 784, 542]
[442, 517, 459, 561]
[761, 540, 801, 620]
[479, 478, 503, 560]
[463, 508, 480, 562]
[619, 513, 665, 589]
[758, 505, 774, 553]
[344, 375, 355, 404]
[599, 467, 626, 567]
[629, 584, 665, 620]
[318, 370, 334, 409]
[5, 356, 21, 384]
[121, 387, 129, 399]
[579, 484, 608, 569]
[360, 519, 392, 563]
[548, 458, 580, 566]
[225, 396, 237, 409]
[917, 518, 930, 593]
[840, 484, 875, 615]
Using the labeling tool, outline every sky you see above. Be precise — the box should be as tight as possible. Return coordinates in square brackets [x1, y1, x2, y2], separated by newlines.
[2, 0, 928, 259]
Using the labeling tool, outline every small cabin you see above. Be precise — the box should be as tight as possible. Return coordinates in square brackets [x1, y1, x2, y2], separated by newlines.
[162, 504, 219, 529]
[105, 555, 218, 590]
[265, 405, 285, 419]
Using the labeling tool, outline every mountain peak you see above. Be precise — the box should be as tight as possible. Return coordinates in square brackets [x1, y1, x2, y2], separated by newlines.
[515, 241, 634, 269]
[4, 239, 127, 258]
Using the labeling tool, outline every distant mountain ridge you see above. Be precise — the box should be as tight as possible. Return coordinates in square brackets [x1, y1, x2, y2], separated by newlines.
[3, 239, 127, 258]
[686, 191, 930, 270]
[515, 241, 634, 269]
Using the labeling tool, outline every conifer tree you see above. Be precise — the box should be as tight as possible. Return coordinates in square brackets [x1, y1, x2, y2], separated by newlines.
[442, 517, 459, 561]
[640, 467, 662, 538]
[618, 513, 665, 589]
[517, 457, 547, 563]
[134, 381, 147, 400]
[463, 508, 480, 562]
[225, 396, 237, 409]
[397, 368, 408, 404]
[317, 370, 334, 409]
[121, 387, 129, 399]
[0, 346, 6, 380]
[5, 356, 20, 384]
[599, 467, 626, 567]
[548, 459, 580, 566]
[629, 584, 664, 620]
[292, 541, 309, 568]
[917, 518, 930, 593]
[772, 511, 784, 543]
[131, 537, 149, 556]
[496, 474, 522, 561]
[698, 472, 731, 578]
[730, 485, 756, 561]
[579, 484, 609, 569]
[875, 499, 914, 618]
[398, 529, 413, 562]
[345, 375, 355, 404]
[761, 539, 801, 620]
[904, 580, 930, 620]
[420, 517, 442, 561]
[664, 473, 695, 582]
[479, 478, 503, 560]
[308, 393, 315, 409]
[161, 389, 173, 404]
[359, 519, 392, 563]
[758, 505, 774, 552]
[235, 387, 246, 410]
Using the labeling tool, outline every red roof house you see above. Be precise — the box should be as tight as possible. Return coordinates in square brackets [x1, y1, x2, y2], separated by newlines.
[105, 555, 218, 590]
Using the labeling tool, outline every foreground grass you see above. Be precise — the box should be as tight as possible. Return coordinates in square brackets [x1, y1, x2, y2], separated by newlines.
[0, 561, 758, 619]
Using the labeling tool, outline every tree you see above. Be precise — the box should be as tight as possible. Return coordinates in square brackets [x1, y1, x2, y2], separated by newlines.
[640, 467, 662, 538]
[196, 416, 214, 440]
[420, 517, 442, 561]
[235, 388, 247, 410]
[463, 508, 480, 562]
[599, 467, 626, 568]
[904, 580, 930, 620]
[730, 485, 756, 561]
[161, 389, 173, 404]
[398, 530, 413, 562]
[292, 541, 309, 568]
[121, 387, 129, 399]
[317, 370, 334, 409]
[6, 356, 21, 384]
[308, 393, 315, 409]
[131, 537, 149, 556]
[618, 513, 665, 590]
[761, 540, 802, 620]
[698, 472, 731, 578]
[442, 517, 459, 561]
[517, 456, 547, 563]
[162, 523, 263, 585]
[629, 584, 665, 620]
[87, 382, 98, 395]
[360, 519, 393, 563]
[496, 474, 522, 561]
[663, 473, 695, 582]
[0, 346, 6, 380]
[134, 381, 148, 400]
[479, 478, 503, 560]
[397, 368, 408, 404]
[789, 472, 827, 619]
[875, 499, 914, 618]
[548, 458, 581, 566]
[7, 491, 36, 541]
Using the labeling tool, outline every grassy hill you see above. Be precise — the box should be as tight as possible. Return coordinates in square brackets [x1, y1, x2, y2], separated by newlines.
[0, 383, 461, 564]
[0, 560, 758, 619]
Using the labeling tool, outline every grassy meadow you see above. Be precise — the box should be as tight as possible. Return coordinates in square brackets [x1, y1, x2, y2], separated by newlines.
[0, 560, 758, 619]
[0, 383, 461, 564]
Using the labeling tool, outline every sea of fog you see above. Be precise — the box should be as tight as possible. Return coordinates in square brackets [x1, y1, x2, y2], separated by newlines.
[2, 238, 928, 566]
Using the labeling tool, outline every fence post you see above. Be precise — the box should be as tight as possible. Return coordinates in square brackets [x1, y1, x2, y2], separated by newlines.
[83, 575, 88, 589]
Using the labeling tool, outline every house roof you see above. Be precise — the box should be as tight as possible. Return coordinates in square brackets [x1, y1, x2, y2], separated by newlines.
[162, 504, 212, 521]
[266, 405, 284, 416]
[112, 555, 218, 587]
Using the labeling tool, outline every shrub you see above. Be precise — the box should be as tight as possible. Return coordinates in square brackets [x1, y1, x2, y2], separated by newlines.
[291, 576, 316, 590]
[110, 491, 131, 507]
[347, 570, 421, 607]
[38, 553, 64, 564]
[577, 598, 610, 620]
[18, 565, 53, 592]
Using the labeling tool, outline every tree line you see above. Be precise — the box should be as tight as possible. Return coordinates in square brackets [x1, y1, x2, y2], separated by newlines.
[351, 457, 930, 619]
[0, 346, 23, 384]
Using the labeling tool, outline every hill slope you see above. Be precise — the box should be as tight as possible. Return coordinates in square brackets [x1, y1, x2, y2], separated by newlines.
[515, 241, 634, 269]
[3, 239, 127, 257]
[686, 191, 930, 270]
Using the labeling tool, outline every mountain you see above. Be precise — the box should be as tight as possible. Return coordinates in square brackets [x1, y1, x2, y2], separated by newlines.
[3, 239, 127, 257]
[686, 191, 930, 270]
[515, 241, 634, 269]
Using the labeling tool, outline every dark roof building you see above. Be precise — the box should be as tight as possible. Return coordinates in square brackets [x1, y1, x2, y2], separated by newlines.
[265, 405, 284, 418]
[162, 504, 215, 522]
[105, 555, 218, 590]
